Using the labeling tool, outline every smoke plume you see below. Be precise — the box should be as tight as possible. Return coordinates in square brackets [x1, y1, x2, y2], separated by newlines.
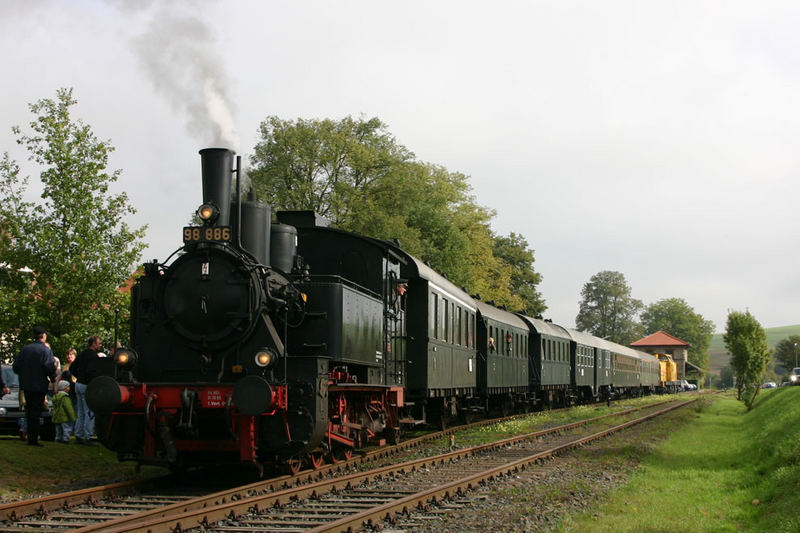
[121, 2, 239, 150]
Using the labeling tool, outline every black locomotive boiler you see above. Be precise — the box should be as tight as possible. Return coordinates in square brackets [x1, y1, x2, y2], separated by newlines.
[88, 147, 666, 474]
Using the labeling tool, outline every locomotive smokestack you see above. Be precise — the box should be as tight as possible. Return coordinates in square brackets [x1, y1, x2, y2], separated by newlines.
[199, 148, 234, 226]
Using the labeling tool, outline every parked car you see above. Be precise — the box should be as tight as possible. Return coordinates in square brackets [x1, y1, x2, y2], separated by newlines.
[679, 379, 697, 391]
[0, 364, 55, 440]
[760, 382, 777, 389]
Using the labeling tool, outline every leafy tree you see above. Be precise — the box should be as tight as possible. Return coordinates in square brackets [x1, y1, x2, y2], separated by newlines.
[773, 335, 800, 371]
[575, 270, 643, 345]
[724, 310, 771, 409]
[0, 88, 146, 362]
[492, 232, 546, 315]
[249, 115, 412, 225]
[249, 115, 544, 312]
[640, 298, 715, 381]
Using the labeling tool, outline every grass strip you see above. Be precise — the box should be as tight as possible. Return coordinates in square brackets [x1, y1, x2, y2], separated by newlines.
[560, 388, 800, 532]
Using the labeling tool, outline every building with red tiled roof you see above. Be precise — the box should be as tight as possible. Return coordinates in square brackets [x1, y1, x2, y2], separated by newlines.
[631, 330, 690, 379]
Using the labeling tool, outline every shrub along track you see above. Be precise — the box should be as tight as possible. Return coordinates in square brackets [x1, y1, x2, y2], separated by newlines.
[0, 397, 690, 532]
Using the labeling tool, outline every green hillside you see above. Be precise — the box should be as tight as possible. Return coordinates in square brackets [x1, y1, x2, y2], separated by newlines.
[708, 324, 800, 374]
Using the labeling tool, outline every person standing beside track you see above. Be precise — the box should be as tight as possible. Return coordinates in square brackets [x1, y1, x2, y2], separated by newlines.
[71, 335, 102, 445]
[0, 366, 8, 398]
[12, 326, 57, 446]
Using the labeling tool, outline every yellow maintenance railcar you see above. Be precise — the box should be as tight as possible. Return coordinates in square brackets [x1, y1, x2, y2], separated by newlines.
[656, 353, 681, 393]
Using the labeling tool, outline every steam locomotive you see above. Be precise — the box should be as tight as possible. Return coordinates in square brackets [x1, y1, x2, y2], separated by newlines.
[87, 148, 667, 473]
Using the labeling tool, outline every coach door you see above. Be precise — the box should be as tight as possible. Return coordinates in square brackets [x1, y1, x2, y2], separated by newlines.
[383, 258, 406, 387]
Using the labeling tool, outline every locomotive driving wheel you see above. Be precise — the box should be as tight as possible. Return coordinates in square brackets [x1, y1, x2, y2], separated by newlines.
[330, 445, 353, 463]
[309, 451, 325, 469]
[285, 456, 303, 475]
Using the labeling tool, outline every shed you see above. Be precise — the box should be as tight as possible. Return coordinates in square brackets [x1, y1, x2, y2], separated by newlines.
[631, 330, 691, 379]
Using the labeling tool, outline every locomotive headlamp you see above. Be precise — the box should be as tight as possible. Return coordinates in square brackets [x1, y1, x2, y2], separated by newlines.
[254, 348, 276, 368]
[114, 348, 138, 368]
[197, 203, 219, 224]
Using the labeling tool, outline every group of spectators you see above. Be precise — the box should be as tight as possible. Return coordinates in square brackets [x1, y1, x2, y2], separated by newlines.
[7, 326, 105, 447]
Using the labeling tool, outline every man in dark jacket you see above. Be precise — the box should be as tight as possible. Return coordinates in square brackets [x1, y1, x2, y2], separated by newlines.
[70, 335, 102, 445]
[12, 326, 57, 446]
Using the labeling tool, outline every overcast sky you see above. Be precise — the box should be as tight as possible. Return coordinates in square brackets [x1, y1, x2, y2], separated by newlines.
[2, 1, 799, 333]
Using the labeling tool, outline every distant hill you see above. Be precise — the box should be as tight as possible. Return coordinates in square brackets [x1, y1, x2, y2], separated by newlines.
[708, 324, 800, 375]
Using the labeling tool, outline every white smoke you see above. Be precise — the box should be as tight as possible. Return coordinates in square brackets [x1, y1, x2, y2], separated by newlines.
[120, 2, 239, 150]
[203, 78, 238, 149]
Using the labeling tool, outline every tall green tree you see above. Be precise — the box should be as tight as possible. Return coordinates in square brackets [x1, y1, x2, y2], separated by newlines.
[724, 310, 771, 409]
[575, 270, 643, 345]
[249, 115, 544, 312]
[640, 297, 715, 379]
[249, 115, 412, 225]
[0, 88, 146, 362]
[492, 232, 546, 315]
[773, 335, 800, 371]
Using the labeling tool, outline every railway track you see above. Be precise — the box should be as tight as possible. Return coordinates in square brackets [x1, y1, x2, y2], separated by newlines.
[0, 397, 693, 532]
[0, 399, 584, 530]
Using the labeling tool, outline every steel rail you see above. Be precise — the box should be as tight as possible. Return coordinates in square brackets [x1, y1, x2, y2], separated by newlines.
[0, 476, 169, 522]
[308, 399, 693, 533]
[0, 400, 569, 523]
[77, 399, 687, 533]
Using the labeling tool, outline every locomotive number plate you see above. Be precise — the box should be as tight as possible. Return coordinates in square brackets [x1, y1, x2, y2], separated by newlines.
[202, 389, 226, 408]
[183, 226, 231, 243]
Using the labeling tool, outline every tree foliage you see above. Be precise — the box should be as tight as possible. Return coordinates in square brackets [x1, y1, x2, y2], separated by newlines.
[641, 297, 715, 378]
[249, 116, 412, 224]
[249, 115, 545, 313]
[492, 232, 546, 316]
[773, 335, 800, 371]
[724, 310, 771, 410]
[575, 270, 643, 345]
[0, 88, 146, 362]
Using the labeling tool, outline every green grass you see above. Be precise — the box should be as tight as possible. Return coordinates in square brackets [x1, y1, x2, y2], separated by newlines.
[558, 388, 800, 532]
[708, 324, 800, 373]
[0, 436, 161, 502]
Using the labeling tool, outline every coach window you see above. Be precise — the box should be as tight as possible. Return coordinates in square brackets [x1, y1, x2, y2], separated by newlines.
[469, 313, 476, 348]
[430, 294, 437, 338]
[457, 308, 462, 346]
[467, 313, 472, 348]
[442, 298, 449, 342]
[498, 329, 504, 355]
[450, 302, 455, 344]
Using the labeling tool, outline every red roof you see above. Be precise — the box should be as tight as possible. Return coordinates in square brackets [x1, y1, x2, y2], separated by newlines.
[631, 330, 690, 347]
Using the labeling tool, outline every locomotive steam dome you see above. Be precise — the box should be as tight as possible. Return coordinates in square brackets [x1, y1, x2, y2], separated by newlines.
[162, 247, 262, 350]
